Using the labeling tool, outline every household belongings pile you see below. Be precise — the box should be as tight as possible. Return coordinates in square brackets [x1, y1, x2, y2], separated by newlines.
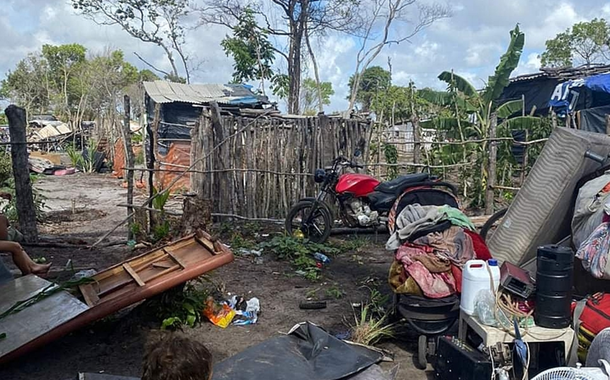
[571, 172, 610, 362]
[387, 204, 491, 298]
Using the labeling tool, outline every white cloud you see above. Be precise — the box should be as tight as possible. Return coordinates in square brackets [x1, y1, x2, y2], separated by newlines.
[1, 0, 610, 113]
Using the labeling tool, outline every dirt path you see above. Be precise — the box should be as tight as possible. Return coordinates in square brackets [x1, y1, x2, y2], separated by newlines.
[0, 174, 433, 380]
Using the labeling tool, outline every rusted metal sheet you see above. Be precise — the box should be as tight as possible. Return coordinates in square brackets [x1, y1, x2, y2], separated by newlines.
[0, 230, 233, 365]
[0, 275, 89, 360]
[157, 141, 191, 192]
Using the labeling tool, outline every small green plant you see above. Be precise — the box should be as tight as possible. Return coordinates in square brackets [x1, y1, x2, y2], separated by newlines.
[0, 152, 12, 186]
[152, 186, 170, 211]
[326, 285, 344, 299]
[1, 175, 46, 223]
[153, 221, 170, 242]
[152, 280, 210, 330]
[243, 221, 261, 237]
[150, 186, 171, 242]
[258, 235, 339, 281]
[349, 303, 395, 346]
[218, 221, 233, 235]
[132, 131, 143, 144]
[134, 149, 145, 165]
[230, 232, 256, 250]
[129, 222, 142, 237]
[66, 144, 82, 168]
[337, 237, 369, 252]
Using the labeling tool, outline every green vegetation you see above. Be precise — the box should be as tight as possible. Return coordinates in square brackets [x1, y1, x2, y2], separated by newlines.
[258, 235, 341, 281]
[541, 18, 610, 68]
[146, 280, 211, 331]
[349, 288, 394, 346]
[348, 66, 392, 112]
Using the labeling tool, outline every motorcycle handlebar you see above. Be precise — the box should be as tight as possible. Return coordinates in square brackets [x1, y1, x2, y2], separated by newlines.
[334, 156, 363, 169]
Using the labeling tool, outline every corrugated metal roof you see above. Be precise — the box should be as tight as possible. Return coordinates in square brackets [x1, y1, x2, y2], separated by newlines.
[143, 81, 265, 105]
[510, 64, 610, 83]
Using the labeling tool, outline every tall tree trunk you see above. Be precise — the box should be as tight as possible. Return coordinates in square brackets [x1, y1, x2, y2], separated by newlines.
[286, 0, 308, 115]
[6, 105, 38, 242]
[305, 28, 323, 113]
[122, 96, 135, 240]
[485, 112, 498, 215]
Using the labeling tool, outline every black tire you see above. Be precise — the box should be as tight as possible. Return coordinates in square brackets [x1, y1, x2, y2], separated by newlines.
[285, 200, 332, 243]
[480, 208, 508, 242]
[416, 335, 428, 370]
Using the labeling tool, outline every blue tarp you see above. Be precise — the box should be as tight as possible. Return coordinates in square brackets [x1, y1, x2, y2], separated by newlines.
[549, 73, 610, 114]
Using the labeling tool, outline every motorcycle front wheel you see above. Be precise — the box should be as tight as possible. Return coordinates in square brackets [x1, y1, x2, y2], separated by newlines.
[285, 201, 332, 243]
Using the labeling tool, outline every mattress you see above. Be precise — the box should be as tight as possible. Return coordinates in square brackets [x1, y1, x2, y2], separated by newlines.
[487, 127, 610, 265]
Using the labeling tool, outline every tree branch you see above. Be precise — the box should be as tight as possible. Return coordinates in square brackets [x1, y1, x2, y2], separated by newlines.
[133, 52, 171, 77]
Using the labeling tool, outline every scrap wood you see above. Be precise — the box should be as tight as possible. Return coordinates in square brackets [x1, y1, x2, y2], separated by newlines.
[91, 106, 276, 248]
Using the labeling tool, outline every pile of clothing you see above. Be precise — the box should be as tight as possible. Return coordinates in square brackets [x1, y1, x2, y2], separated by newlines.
[573, 172, 610, 279]
[387, 204, 491, 298]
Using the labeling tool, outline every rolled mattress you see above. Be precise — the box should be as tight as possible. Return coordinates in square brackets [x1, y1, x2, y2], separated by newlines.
[487, 127, 610, 265]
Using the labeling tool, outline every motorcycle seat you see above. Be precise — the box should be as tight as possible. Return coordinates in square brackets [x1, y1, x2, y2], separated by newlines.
[374, 173, 430, 195]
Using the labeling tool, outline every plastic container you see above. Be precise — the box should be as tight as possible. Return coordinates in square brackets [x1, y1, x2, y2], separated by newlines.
[460, 259, 500, 315]
[312, 252, 330, 264]
[535, 245, 574, 328]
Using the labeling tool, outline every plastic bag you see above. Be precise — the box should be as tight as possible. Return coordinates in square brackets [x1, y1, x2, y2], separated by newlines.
[203, 297, 236, 328]
[475, 289, 497, 326]
[228, 296, 260, 326]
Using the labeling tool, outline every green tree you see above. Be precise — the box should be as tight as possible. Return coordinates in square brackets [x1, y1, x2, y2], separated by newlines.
[139, 69, 161, 82]
[348, 66, 391, 112]
[541, 18, 610, 68]
[42, 44, 87, 119]
[221, 7, 277, 95]
[2, 45, 143, 124]
[201, 0, 364, 114]
[300, 78, 334, 115]
[1, 54, 51, 116]
[421, 25, 531, 210]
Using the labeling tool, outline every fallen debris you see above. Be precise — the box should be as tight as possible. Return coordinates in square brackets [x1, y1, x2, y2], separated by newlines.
[0, 230, 234, 364]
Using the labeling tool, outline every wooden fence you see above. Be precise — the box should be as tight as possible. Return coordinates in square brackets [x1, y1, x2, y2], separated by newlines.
[188, 108, 372, 219]
[141, 105, 551, 220]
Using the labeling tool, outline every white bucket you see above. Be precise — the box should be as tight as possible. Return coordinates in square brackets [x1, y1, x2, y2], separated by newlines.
[460, 259, 500, 315]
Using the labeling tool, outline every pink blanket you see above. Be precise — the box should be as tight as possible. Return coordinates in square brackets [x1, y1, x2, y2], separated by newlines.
[395, 244, 456, 298]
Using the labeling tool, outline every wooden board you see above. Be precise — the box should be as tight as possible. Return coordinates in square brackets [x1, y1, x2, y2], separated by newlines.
[0, 230, 233, 365]
[78, 231, 226, 306]
[0, 275, 89, 358]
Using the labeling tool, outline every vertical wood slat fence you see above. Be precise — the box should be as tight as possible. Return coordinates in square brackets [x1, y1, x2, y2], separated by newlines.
[189, 108, 372, 219]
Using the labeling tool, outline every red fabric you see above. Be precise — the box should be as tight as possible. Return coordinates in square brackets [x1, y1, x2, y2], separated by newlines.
[580, 293, 610, 335]
[451, 264, 462, 294]
[395, 244, 457, 298]
[465, 230, 492, 260]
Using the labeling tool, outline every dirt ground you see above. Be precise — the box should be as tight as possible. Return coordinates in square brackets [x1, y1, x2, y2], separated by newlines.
[0, 173, 436, 380]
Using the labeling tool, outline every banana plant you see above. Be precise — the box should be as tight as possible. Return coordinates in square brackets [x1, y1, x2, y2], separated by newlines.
[420, 25, 532, 208]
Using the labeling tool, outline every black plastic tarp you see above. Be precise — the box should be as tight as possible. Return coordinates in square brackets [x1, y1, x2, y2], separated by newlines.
[212, 322, 383, 380]
[580, 105, 610, 134]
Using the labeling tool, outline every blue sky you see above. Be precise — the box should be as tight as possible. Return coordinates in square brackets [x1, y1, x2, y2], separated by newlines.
[1, 0, 610, 112]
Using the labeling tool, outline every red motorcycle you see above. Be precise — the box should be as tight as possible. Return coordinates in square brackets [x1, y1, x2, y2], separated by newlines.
[285, 155, 458, 243]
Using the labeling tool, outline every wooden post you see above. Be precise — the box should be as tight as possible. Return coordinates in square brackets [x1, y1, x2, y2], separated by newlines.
[412, 116, 421, 173]
[5, 105, 38, 242]
[121, 95, 135, 240]
[148, 104, 161, 232]
[551, 109, 558, 129]
[520, 129, 529, 185]
[485, 112, 498, 215]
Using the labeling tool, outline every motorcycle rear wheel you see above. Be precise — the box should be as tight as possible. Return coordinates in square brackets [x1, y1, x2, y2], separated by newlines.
[285, 201, 332, 243]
